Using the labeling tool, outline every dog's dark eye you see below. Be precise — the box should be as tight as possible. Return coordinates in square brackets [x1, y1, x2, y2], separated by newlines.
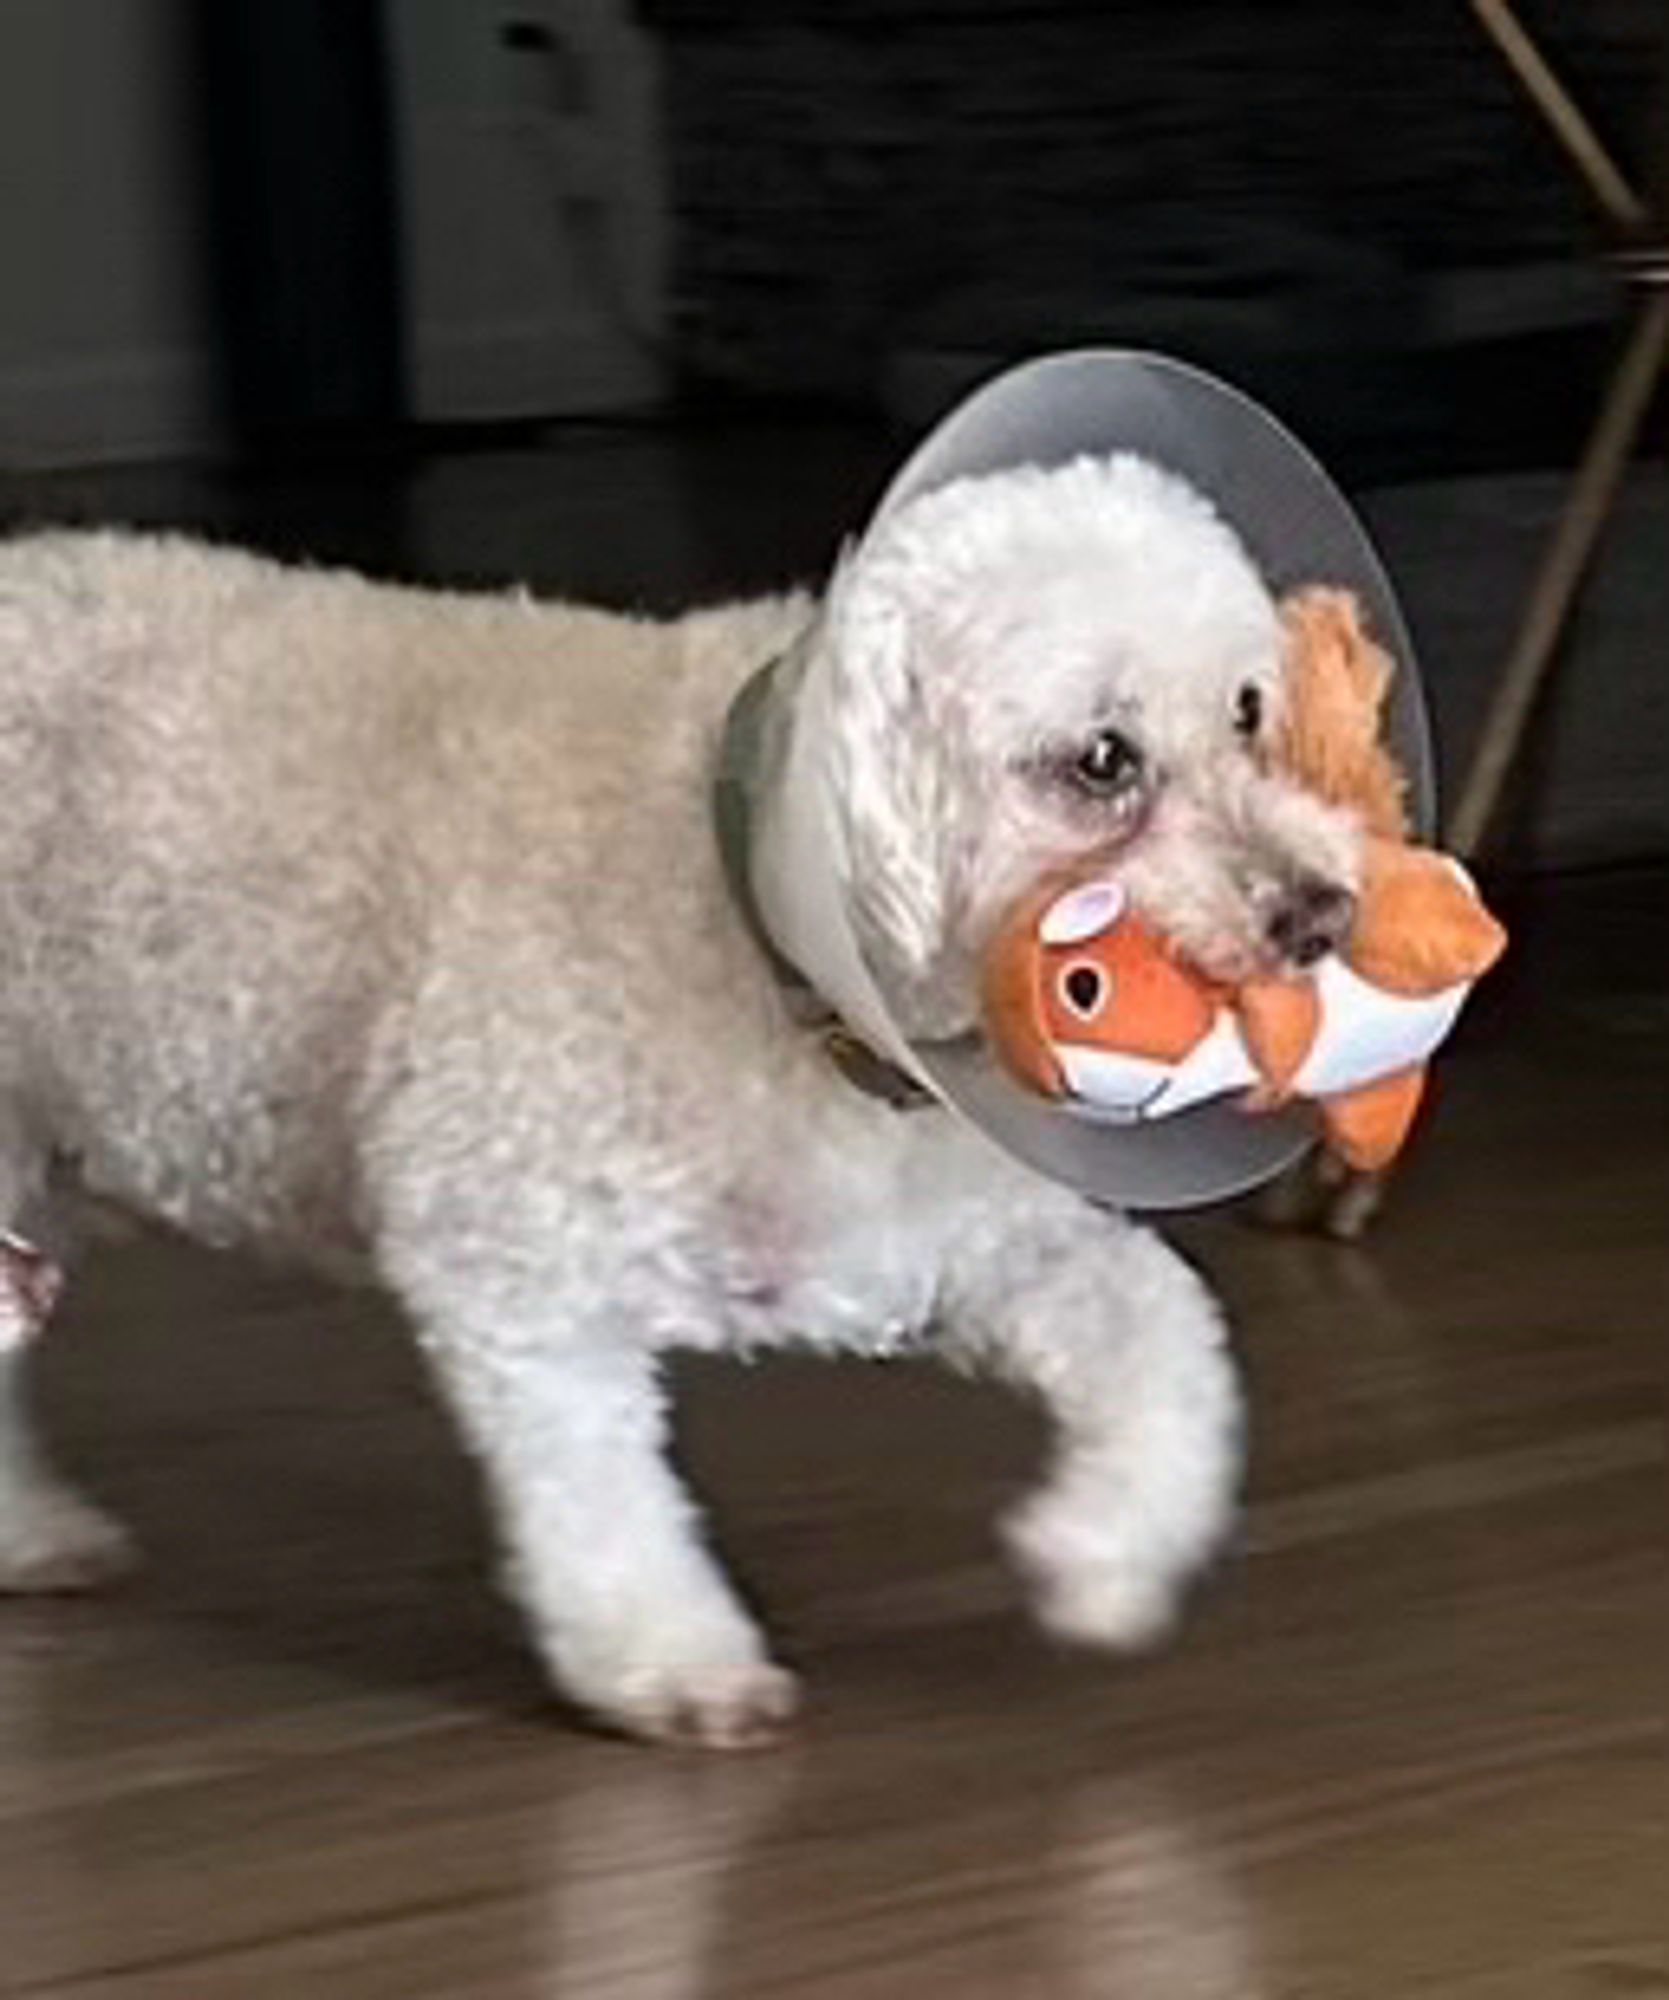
[1073, 728, 1141, 796]
[1235, 683, 1264, 740]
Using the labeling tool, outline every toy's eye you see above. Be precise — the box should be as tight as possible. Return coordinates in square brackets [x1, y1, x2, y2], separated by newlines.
[1234, 683, 1264, 740]
[1073, 727, 1142, 796]
[1059, 961, 1109, 1019]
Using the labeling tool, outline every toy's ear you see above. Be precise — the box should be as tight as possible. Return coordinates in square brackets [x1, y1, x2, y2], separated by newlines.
[1039, 879, 1126, 945]
[1277, 587, 1408, 837]
[1280, 587, 1392, 710]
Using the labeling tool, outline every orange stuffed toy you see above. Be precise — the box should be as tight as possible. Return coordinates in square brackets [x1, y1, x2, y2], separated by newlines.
[982, 590, 1507, 1170]
[1240, 589, 1506, 1165]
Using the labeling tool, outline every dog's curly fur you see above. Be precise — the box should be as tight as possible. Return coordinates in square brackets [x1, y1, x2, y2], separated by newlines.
[0, 457, 1361, 1746]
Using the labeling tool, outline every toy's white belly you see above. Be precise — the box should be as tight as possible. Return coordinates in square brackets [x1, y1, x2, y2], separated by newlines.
[1058, 1012, 1258, 1124]
[1056, 958, 1475, 1127]
[1294, 957, 1471, 1097]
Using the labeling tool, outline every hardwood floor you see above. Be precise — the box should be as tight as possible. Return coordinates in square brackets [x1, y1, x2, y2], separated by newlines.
[0, 423, 1663, 1992]
[0, 862, 1661, 1996]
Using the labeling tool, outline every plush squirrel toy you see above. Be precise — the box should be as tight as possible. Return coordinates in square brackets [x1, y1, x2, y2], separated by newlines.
[982, 590, 1507, 1170]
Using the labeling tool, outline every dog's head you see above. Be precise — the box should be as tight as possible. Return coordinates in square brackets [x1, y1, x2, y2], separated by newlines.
[816, 453, 1364, 1039]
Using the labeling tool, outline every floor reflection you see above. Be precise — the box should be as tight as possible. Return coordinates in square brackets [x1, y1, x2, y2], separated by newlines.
[516, 1739, 1262, 1998]
[1043, 1778, 1265, 1999]
[529, 1747, 798, 1999]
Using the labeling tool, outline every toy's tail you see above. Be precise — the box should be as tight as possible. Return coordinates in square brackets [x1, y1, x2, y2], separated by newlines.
[1350, 846, 1508, 998]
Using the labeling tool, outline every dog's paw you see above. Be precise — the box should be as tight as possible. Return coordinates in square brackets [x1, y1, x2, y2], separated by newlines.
[593, 1659, 803, 1752]
[1004, 1499, 1182, 1654]
[0, 1488, 138, 1595]
[1023, 1557, 1180, 1653]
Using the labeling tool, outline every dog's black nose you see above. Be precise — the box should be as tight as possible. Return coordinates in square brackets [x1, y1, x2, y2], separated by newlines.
[1267, 878, 1356, 968]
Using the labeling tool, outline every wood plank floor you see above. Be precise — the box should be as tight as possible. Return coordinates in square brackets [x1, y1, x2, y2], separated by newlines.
[1, 898, 1663, 1988]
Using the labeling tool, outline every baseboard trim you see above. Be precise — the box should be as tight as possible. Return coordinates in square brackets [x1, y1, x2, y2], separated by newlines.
[412, 316, 664, 423]
[0, 347, 222, 470]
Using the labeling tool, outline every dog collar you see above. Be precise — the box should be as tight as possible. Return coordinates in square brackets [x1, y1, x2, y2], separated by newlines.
[716, 350, 1434, 1207]
[715, 648, 934, 1111]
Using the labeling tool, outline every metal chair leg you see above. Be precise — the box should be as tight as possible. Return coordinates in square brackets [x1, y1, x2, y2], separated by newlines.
[1447, 290, 1668, 861]
[1272, 2, 1666, 1240]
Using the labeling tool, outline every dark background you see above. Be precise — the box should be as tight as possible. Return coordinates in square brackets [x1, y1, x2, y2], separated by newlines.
[0, 0, 1663, 876]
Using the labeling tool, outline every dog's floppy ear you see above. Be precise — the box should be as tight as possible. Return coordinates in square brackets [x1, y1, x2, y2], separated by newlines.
[820, 551, 969, 1019]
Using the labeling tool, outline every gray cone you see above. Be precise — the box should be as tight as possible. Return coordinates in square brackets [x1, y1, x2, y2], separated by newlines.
[865, 350, 1435, 1210]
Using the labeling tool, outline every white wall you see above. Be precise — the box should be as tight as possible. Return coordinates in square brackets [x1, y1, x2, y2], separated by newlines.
[0, 0, 215, 468]
[0, 0, 668, 468]
[386, 0, 667, 422]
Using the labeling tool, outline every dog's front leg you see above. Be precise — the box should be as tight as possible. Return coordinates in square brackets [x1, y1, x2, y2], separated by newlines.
[942, 1204, 1242, 1651]
[417, 1328, 798, 1749]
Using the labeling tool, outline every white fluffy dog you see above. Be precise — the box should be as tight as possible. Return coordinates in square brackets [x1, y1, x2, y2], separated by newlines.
[0, 456, 1361, 1746]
